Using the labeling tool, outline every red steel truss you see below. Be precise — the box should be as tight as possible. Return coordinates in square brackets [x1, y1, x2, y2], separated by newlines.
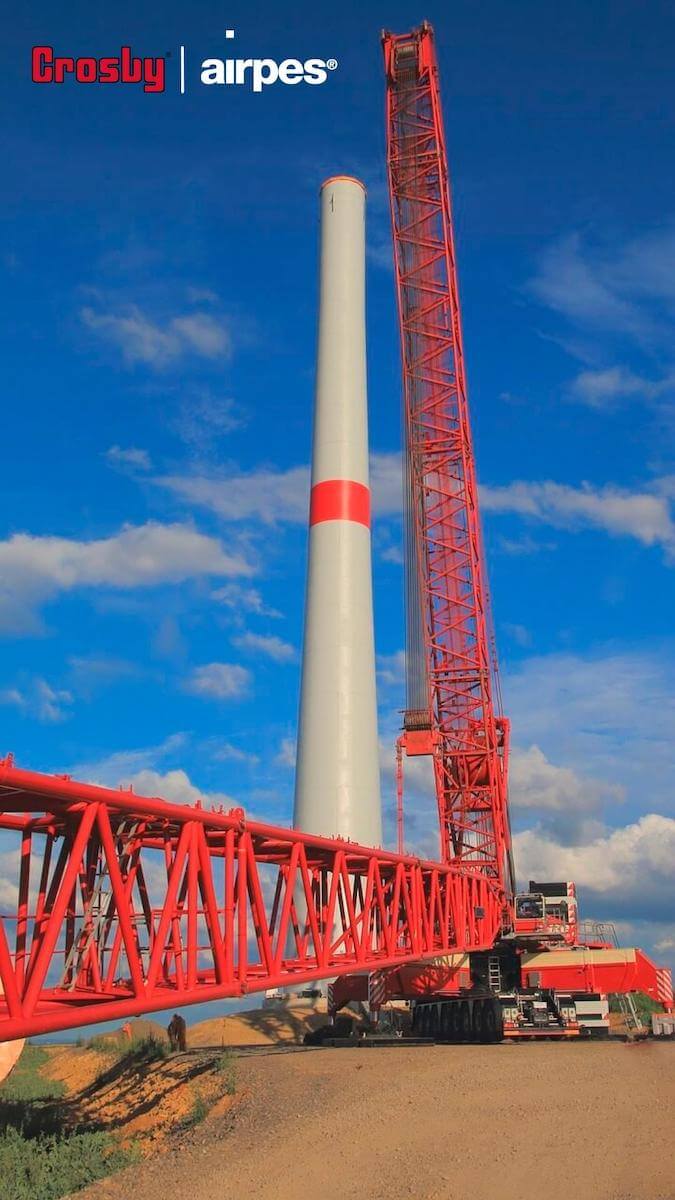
[383, 24, 514, 923]
[0, 758, 502, 1041]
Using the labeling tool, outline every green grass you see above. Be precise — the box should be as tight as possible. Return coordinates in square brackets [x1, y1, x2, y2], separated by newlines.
[0, 1034, 231, 1199]
[0, 1127, 137, 1200]
[0, 1045, 64, 1103]
[0, 1041, 138, 1200]
[119, 1033, 168, 1065]
[215, 1050, 236, 1095]
[184, 1089, 209, 1128]
[89, 1032, 168, 1071]
[609, 991, 664, 1022]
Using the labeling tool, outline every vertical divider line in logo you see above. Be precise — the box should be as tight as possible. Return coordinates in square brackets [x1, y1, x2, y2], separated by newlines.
[179, 45, 185, 94]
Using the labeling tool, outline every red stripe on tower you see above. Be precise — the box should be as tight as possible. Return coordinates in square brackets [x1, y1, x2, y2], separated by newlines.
[309, 479, 370, 528]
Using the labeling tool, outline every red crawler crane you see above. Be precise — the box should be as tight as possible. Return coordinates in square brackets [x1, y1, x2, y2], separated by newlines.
[328, 23, 673, 1036]
[0, 23, 670, 1047]
[384, 23, 514, 926]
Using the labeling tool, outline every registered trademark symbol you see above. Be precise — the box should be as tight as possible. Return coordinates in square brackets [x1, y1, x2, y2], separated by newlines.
[326, 58, 338, 70]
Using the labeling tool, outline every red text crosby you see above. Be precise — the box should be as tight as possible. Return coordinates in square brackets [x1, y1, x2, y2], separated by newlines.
[32, 46, 165, 93]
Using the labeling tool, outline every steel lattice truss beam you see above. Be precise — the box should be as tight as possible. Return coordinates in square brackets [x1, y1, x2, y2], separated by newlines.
[0, 760, 502, 1041]
[383, 24, 514, 926]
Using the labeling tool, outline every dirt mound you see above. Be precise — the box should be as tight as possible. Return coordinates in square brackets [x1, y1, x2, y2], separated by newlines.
[189, 1004, 327, 1047]
[42, 1042, 235, 1155]
[66, 1049, 233, 1152]
[45, 1019, 170, 1093]
[119, 1016, 169, 1043]
[45, 1044, 110, 1093]
[87, 1017, 169, 1046]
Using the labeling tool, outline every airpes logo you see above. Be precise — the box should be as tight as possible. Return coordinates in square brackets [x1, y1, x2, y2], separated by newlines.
[31, 30, 338, 96]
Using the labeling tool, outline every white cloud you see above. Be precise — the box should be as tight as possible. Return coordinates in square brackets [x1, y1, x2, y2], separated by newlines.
[105, 445, 152, 471]
[0, 677, 73, 723]
[529, 225, 675, 341]
[184, 662, 251, 700]
[158, 464, 309, 524]
[172, 390, 244, 450]
[153, 451, 403, 526]
[378, 727, 619, 854]
[211, 583, 282, 618]
[275, 737, 296, 768]
[529, 232, 643, 336]
[567, 366, 672, 409]
[509, 744, 623, 814]
[170, 314, 229, 357]
[72, 732, 188, 785]
[151, 615, 187, 662]
[185, 287, 219, 305]
[370, 452, 402, 514]
[480, 479, 675, 557]
[380, 543, 404, 565]
[207, 740, 259, 766]
[233, 632, 296, 663]
[377, 650, 406, 687]
[0, 521, 252, 634]
[81, 305, 231, 368]
[504, 649, 675, 817]
[153, 451, 675, 562]
[120, 767, 234, 809]
[514, 814, 675, 915]
[497, 534, 557, 556]
[70, 756, 235, 811]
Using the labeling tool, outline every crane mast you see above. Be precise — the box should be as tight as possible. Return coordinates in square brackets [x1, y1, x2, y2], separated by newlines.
[383, 23, 515, 916]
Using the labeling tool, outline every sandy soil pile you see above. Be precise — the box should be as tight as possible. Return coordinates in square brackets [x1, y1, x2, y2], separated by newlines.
[189, 1003, 327, 1047]
[46, 1043, 110, 1094]
[46, 1018, 170, 1094]
[43, 1041, 234, 1155]
[64, 1050, 233, 1151]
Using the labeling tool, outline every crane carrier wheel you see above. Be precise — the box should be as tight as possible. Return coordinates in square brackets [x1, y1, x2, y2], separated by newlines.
[412, 997, 504, 1044]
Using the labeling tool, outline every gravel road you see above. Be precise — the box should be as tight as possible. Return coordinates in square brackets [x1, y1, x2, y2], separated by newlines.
[73, 1040, 675, 1200]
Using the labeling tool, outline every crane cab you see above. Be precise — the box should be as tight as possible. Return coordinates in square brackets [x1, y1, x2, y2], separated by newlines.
[514, 880, 578, 945]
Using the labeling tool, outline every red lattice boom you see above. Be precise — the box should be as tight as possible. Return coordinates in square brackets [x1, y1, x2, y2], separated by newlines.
[0, 759, 502, 1040]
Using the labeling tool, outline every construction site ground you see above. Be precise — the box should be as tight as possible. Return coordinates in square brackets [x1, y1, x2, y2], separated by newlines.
[70, 1037, 674, 1200]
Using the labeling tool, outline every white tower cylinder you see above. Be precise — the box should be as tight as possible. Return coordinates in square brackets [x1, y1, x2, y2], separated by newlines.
[293, 176, 382, 847]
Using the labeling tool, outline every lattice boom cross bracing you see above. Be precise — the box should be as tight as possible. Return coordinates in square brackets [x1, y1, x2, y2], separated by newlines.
[0, 761, 502, 1040]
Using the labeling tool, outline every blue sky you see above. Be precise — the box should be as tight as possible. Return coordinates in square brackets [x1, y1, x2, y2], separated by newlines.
[1, 0, 674, 1009]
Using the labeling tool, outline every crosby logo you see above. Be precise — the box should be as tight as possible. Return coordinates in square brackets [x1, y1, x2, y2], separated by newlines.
[31, 30, 337, 96]
[32, 46, 165, 93]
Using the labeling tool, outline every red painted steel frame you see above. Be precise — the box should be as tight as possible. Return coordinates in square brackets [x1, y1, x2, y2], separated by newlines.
[0, 759, 502, 1041]
[383, 23, 514, 928]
